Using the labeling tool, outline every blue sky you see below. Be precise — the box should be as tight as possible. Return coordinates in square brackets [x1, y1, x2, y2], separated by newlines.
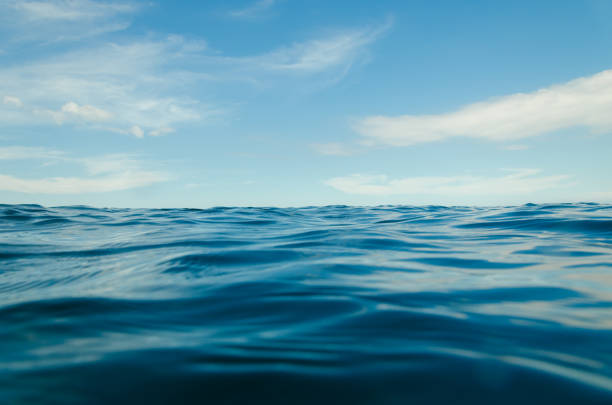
[1, 0, 611, 207]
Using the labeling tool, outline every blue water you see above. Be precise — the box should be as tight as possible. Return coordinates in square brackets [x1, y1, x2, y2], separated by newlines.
[1, 203, 612, 404]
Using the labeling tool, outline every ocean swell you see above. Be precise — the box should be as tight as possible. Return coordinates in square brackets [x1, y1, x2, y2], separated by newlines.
[1, 203, 611, 404]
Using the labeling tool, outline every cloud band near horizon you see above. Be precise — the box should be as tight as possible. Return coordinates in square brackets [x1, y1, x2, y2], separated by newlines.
[325, 169, 570, 196]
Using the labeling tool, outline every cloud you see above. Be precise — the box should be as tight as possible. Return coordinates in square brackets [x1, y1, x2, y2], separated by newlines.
[0, 18, 388, 134]
[228, 0, 276, 19]
[196, 18, 390, 86]
[58, 101, 112, 122]
[128, 125, 144, 138]
[0, 0, 139, 41]
[0, 36, 213, 135]
[311, 142, 356, 156]
[11, 0, 136, 21]
[356, 69, 612, 146]
[3, 95, 22, 107]
[325, 169, 570, 196]
[78, 153, 153, 175]
[0, 171, 165, 194]
[0, 146, 64, 160]
[149, 127, 175, 137]
[105, 125, 145, 138]
[248, 19, 392, 74]
[0, 5, 389, 138]
[0, 147, 168, 193]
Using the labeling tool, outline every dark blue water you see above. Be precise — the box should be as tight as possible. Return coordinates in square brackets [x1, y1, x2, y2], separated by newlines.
[1, 203, 612, 404]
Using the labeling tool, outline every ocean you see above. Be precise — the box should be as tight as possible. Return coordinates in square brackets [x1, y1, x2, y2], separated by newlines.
[1, 203, 611, 404]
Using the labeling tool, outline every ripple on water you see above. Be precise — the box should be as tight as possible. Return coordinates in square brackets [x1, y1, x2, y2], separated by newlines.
[0, 203, 611, 404]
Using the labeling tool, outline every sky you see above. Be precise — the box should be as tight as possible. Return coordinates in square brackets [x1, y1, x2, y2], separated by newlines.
[1, 0, 612, 208]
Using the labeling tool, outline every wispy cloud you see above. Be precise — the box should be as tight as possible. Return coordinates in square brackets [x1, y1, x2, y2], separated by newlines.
[11, 0, 136, 21]
[0, 20, 389, 135]
[0, 171, 165, 194]
[228, 0, 276, 19]
[311, 142, 357, 156]
[0, 146, 64, 160]
[188, 18, 391, 86]
[0, 147, 168, 193]
[190, 18, 392, 92]
[3, 95, 23, 107]
[325, 169, 570, 196]
[0, 2, 390, 139]
[149, 127, 175, 137]
[0, 36, 215, 137]
[248, 19, 392, 74]
[0, 2, 208, 137]
[53, 101, 113, 123]
[105, 125, 145, 138]
[356, 69, 612, 146]
[0, 0, 140, 41]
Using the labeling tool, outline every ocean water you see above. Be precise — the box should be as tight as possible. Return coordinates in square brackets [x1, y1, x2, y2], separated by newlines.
[1, 203, 611, 404]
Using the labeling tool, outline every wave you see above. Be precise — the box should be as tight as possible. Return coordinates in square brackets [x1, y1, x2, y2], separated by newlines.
[1, 203, 611, 404]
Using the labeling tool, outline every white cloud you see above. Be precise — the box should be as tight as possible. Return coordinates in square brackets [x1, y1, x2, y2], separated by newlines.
[325, 169, 570, 196]
[11, 0, 136, 21]
[0, 21, 386, 135]
[198, 19, 390, 84]
[0, 171, 165, 194]
[249, 19, 392, 74]
[1, 0, 139, 41]
[0, 6, 389, 137]
[78, 153, 150, 175]
[60, 101, 112, 122]
[0, 36, 212, 134]
[229, 0, 276, 19]
[311, 142, 356, 156]
[128, 125, 144, 138]
[149, 127, 175, 137]
[0, 146, 64, 160]
[104, 126, 139, 138]
[0, 147, 168, 193]
[356, 69, 612, 146]
[3, 95, 23, 107]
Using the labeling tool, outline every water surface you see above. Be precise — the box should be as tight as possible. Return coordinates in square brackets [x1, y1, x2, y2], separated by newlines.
[1, 203, 611, 404]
